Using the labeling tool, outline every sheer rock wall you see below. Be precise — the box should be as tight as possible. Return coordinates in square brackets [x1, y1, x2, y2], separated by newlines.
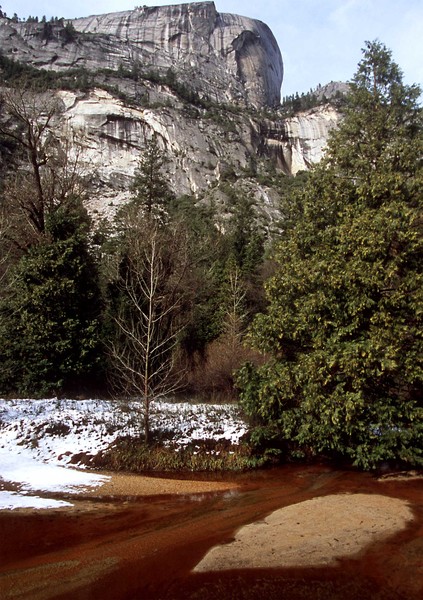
[0, 4, 342, 220]
[1, 2, 282, 109]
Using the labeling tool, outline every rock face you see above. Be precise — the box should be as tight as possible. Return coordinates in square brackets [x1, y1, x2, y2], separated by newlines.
[58, 87, 268, 218]
[0, 4, 343, 220]
[1, 2, 282, 109]
[57, 88, 341, 220]
[264, 105, 342, 174]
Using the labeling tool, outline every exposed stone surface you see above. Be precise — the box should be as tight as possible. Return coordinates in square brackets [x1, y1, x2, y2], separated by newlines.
[55, 87, 341, 220]
[0, 3, 283, 109]
[57, 87, 267, 218]
[314, 81, 350, 102]
[0, 4, 344, 220]
[265, 105, 342, 174]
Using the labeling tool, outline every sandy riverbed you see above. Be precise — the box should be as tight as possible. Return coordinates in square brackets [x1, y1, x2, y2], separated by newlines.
[194, 492, 414, 570]
[87, 471, 238, 497]
[81, 471, 416, 570]
[1, 466, 422, 600]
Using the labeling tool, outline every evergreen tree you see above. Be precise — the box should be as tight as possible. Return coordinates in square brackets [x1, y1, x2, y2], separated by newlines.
[226, 194, 265, 277]
[129, 133, 174, 216]
[238, 42, 423, 469]
[168, 196, 227, 355]
[0, 198, 102, 395]
[222, 192, 267, 325]
[63, 21, 77, 44]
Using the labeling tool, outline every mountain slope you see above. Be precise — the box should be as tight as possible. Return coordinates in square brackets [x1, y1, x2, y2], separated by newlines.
[0, 4, 344, 219]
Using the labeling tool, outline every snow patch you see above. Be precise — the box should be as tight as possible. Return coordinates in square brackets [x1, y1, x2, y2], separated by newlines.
[0, 445, 109, 493]
[0, 397, 248, 511]
[0, 491, 73, 510]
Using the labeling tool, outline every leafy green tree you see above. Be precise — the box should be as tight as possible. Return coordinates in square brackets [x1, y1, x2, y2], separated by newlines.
[168, 196, 227, 355]
[222, 192, 268, 328]
[238, 41, 423, 469]
[173, 191, 266, 362]
[63, 21, 77, 44]
[226, 193, 265, 277]
[176, 191, 268, 397]
[0, 198, 102, 395]
[41, 20, 54, 42]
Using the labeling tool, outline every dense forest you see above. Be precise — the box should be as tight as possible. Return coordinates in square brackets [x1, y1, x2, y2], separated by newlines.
[0, 41, 421, 469]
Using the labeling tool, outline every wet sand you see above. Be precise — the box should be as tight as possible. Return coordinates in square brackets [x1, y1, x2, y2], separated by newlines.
[87, 471, 238, 497]
[194, 493, 414, 571]
[0, 465, 422, 600]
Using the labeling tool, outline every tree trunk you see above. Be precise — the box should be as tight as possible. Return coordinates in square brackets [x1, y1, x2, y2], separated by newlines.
[144, 392, 150, 445]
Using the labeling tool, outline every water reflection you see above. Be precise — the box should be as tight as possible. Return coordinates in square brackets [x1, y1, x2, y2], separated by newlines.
[0, 464, 421, 600]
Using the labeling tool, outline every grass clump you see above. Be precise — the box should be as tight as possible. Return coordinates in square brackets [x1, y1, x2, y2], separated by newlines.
[89, 436, 267, 472]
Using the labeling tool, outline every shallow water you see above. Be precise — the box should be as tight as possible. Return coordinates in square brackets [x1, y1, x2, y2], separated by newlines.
[0, 464, 422, 600]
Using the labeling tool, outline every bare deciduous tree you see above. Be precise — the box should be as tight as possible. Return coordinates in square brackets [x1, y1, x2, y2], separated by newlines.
[0, 85, 88, 247]
[109, 216, 190, 443]
[222, 264, 248, 354]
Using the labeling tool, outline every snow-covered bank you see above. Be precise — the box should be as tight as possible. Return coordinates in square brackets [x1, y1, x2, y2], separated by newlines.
[0, 443, 110, 510]
[0, 490, 73, 510]
[0, 397, 248, 510]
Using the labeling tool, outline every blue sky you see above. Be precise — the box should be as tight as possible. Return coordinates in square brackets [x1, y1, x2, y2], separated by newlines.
[2, 1, 422, 97]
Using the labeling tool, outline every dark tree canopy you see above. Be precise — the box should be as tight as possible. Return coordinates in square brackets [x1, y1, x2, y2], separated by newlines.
[129, 133, 174, 216]
[0, 198, 102, 395]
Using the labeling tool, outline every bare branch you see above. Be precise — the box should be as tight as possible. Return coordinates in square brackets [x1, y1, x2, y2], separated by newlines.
[0, 86, 90, 244]
[108, 217, 191, 443]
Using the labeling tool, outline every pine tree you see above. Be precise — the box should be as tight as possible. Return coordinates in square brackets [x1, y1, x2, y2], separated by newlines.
[129, 133, 174, 216]
[238, 42, 423, 469]
[0, 199, 102, 395]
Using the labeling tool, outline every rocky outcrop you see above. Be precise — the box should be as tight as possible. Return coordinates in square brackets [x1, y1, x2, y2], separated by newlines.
[0, 2, 283, 109]
[0, 4, 344, 222]
[57, 87, 341, 220]
[58, 87, 265, 218]
[264, 105, 342, 174]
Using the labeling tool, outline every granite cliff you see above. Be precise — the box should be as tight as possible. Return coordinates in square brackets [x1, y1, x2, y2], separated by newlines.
[1, 2, 282, 109]
[0, 3, 344, 220]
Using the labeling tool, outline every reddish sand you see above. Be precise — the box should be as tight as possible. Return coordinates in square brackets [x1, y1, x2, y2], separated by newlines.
[0, 466, 422, 600]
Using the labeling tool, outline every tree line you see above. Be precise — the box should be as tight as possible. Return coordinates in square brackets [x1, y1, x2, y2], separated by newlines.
[0, 8, 67, 23]
[0, 41, 421, 468]
[280, 86, 346, 116]
[0, 86, 266, 443]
